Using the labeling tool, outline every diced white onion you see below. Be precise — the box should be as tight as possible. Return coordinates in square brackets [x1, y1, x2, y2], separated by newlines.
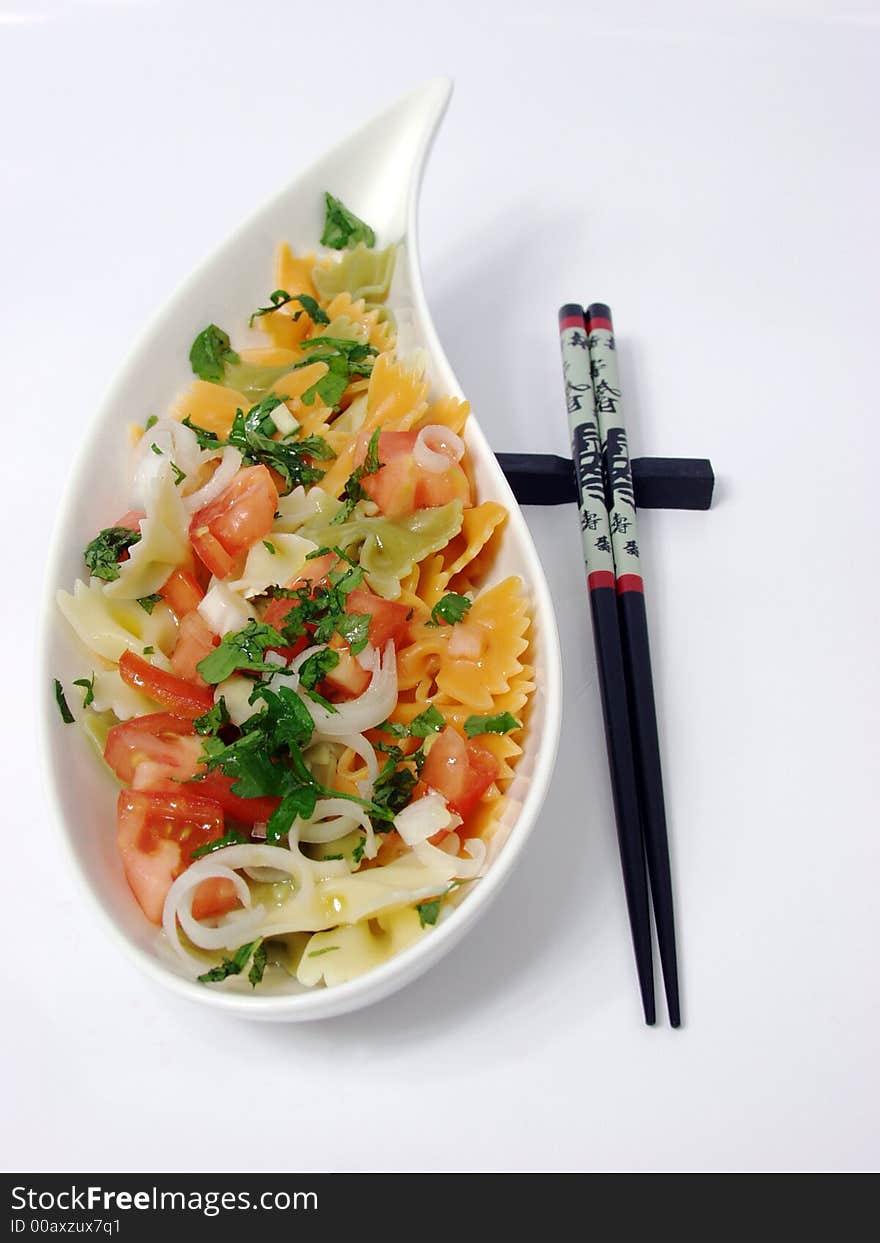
[198, 579, 254, 636]
[130, 419, 203, 508]
[302, 642, 397, 737]
[393, 792, 460, 846]
[270, 405, 300, 436]
[413, 425, 465, 474]
[448, 619, 484, 660]
[182, 446, 243, 513]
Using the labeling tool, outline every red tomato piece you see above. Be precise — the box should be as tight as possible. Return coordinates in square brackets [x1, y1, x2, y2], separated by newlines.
[322, 636, 371, 699]
[420, 726, 499, 819]
[189, 465, 279, 579]
[159, 567, 204, 618]
[344, 587, 411, 650]
[262, 553, 335, 632]
[171, 612, 218, 685]
[116, 789, 237, 925]
[119, 650, 214, 719]
[356, 430, 471, 518]
[115, 509, 145, 531]
[193, 771, 281, 827]
[104, 712, 203, 787]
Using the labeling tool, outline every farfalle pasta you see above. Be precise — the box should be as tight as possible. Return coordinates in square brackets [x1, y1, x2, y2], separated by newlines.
[53, 193, 533, 992]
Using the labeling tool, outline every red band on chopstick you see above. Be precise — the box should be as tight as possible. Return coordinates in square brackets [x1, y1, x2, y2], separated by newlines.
[559, 313, 585, 331]
[587, 315, 613, 332]
[616, 574, 644, 595]
[588, 570, 616, 590]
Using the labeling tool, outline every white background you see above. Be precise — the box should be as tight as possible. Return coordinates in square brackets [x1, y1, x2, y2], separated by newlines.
[2, 0, 878, 1173]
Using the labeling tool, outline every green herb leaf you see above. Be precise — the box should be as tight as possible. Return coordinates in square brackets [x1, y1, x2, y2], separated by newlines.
[220, 398, 333, 493]
[416, 898, 442, 928]
[371, 755, 418, 820]
[197, 938, 261, 984]
[170, 461, 186, 486]
[137, 593, 163, 615]
[54, 679, 74, 724]
[351, 837, 366, 866]
[263, 540, 276, 555]
[144, 415, 158, 431]
[181, 416, 221, 450]
[196, 620, 286, 685]
[297, 648, 340, 691]
[190, 829, 247, 859]
[307, 945, 340, 958]
[409, 705, 445, 738]
[83, 526, 141, 583]
[193, 696, 230, 737]
[142, 646, 154, 655]
[320, 192, 376, 250]
[427, 592, 472, 627]
[335, 611, 371, 657]
[150, 442, 163, 456]
[463, 712, 522, 738]
[248, 942, 268, 987]
[189, 324, 240, 384]
[72, 674, 95, 709]
[331, 427, 383, 525]
[249, 290, 330, 328]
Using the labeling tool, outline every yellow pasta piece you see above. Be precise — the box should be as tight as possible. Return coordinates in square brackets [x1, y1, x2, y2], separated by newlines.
[170, 380, 248, 438]
[261, 245, 320, 348]
[417, 394, 471, 437]
[323, 291, 396, 354]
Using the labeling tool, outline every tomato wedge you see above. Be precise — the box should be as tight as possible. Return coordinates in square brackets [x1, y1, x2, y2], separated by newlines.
[159, 567, 204, 618]
[262, 553, 335, 632]
[170, 611, 218, 685]
[116, 789, 238, 924]
[420, 726, 499, 819]
[189, 465, 279, 579]
[344, 587, 411, 650]
[191, 771, 281, 827]
[119, 650, 214, 719]
[104, 712, 203, 786]
[356, 431, 471, 518]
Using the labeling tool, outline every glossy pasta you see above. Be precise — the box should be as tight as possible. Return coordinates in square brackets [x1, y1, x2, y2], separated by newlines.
[55, 196, 533, 991]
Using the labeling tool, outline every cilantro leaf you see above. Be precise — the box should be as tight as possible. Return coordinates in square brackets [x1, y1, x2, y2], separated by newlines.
[198, 938, 261, 985]
[73, 674, 95, 709]
[263, 540, 276, 555]
[170, 461, 186, 486]
[189, 324, 240, 383]
[249, 290, 330, 328]
[463, 712, 522, 738]
[223, 398, 334, 493]
[320, 192, 376, 250]
[371, 755, 418, 820]
[427, 592, 472, 627]
[137, 593, 163, 615]
[83, 526, 141, 583]
[377, 719, 409, 740]
[409, 705, 445, 738]
[416, 898, 442, 928]
[307, 945, 340, 958]
[297, 648, 340, 692]
[196, 621, 286, 685]
[190, 829, 247, 859]
[54, 679, 74, 724]
[351, 837, 366, 866]
[144, 415, 158, 431]
[266, 786, 319, 843]
[331, 428, 383, 525]
[296, 338, 378, 412]
[193, 696, 230, 737]
[335, 611, 370, 657]
[181, 417, 221, 450]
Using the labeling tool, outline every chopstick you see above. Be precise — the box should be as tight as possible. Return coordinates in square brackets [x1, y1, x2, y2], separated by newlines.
[585, 302, 680, 1026]
[558, 304, 656, 1025]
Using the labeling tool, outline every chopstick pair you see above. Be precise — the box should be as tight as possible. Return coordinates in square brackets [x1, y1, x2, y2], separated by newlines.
[558, 303, 680, 1027]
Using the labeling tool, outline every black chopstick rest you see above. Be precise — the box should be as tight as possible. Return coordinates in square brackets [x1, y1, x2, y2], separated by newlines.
[496, 453, 715, 510]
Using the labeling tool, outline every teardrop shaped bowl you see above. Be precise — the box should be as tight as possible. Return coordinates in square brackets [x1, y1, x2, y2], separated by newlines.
[38, 78, 563, 1020]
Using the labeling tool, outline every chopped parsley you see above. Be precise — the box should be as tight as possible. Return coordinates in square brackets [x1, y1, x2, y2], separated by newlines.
[335, 610, 371, 657]
[137, 593, 163, 614]
[197, 938, 264, 986]
[297, 647, 340, 693]
[371, 754, 418, 821]
[53, 679, 74, 724]
[142, 646, 154, 655]
[249, 290, 330, 328]
[72, 674, 95, 709]
[297, 337, 378, 412]
[150, 442, 163, 456]
[307, 945, 340, 958]
[196, 621, 286, 685]
[170, 461, 186, 486]
[416, 898, 442, 928]
[263, 540, 276, 555]
[192, 696, 230, 736]
[184, 395, 333, 494]
[351, 837, 366, 866]
[427, 592, 472, 627]
[144, 415, 158, 431]
[320, 192, 376, 250]
[190, 829, 247, 860]
[83, 526, 141, 583]
[189, 323, 240, 383]
[463, 712, 522, 738]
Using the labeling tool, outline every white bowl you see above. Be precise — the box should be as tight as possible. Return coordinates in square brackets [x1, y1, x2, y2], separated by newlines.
[38, 78, 563, 1020]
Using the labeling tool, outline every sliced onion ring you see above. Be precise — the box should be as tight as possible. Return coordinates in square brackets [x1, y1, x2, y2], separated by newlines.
[413, 425, 465, 474]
